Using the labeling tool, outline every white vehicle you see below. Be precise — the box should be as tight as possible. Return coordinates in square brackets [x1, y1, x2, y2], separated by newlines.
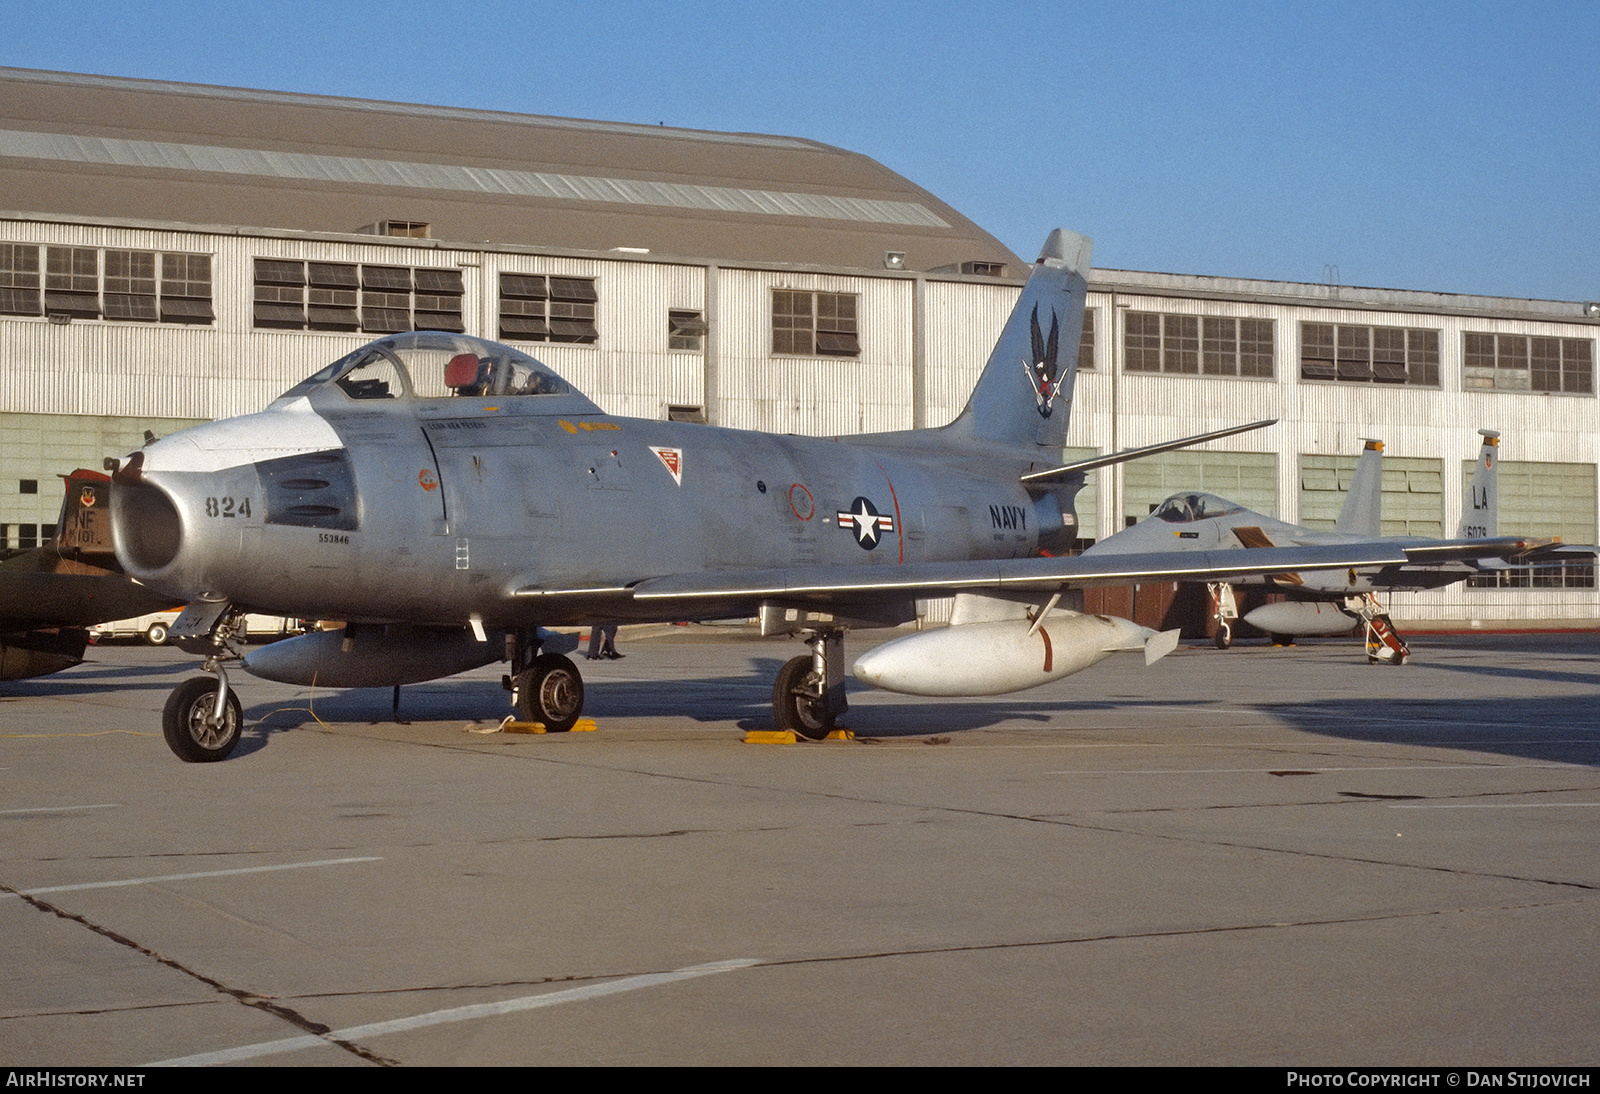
[90, 610, 300, 646]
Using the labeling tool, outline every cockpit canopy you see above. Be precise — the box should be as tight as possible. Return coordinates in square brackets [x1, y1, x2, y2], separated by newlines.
[1150, 492, 1241, 523]
[275, 332, 576, 405]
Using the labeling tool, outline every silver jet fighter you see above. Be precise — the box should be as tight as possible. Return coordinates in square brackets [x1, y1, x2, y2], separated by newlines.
[1081, 430, 1545, 661]
[111, 230, 1434, 762]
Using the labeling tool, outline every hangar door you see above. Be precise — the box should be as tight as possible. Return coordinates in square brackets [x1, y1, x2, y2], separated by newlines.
[1300, 454, 1442, 537]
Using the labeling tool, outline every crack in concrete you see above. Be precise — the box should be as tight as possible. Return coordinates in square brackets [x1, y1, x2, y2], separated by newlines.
[0, 881, 398, 1066]
[0, 999, 211, 1021]
[751, 894, 1595, 968]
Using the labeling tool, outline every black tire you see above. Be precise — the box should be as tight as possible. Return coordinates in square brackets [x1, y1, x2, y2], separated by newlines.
[772, 654, 832, 740]
[162, 677, 243, 762]
[514, 654, 584, 732]
[1214, 623, 1232, 650]
[145, 622, 169, 646]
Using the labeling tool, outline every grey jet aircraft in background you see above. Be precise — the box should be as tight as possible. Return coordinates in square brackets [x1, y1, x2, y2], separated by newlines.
[1145, 435, 1387, 652]
[109, 229, 1524, 762]
[1081, 429, 1540, 662]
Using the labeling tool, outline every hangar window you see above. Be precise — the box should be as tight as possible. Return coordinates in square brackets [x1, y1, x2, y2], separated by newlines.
[1124, 313, 1272, 377]
[1464, 461, 1596, 589]
[773, 290, 859, 357]
[254, 260, 462, 333]
[103, 250, 157, 321]
[0, 244, 41, 316]
[1300, 323, 1438, 386]
[308, 263, 359, 331]
[413, 268, 466, 332]
[1, 522, 57, 550]
[0, 244, 213, 325]
[363, 220, 431, 239]
[253, 260, 307, 328]
[668, 309, 706, 351]
[361, 266, 412, 333]
[549, 278, 599, 342]
[45, 247, 101, 318]
[498, 274, 598, 344]
[1463, 333, 1593, 395]
[159, 254, 214, 324]
[1077, 307, 1096, 370]
[1468, 554, 1597, 589]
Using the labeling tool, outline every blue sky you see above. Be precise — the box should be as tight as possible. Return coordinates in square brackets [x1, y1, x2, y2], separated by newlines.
[6, 1, 1596, 300]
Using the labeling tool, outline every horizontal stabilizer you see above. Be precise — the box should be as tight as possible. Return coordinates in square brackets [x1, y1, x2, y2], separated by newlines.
[0, 570, 179, 630]
[1021, 420, 1276, 484]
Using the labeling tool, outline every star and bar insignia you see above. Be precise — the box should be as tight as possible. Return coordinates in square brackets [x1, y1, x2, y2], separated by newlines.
[837, 496, 895, 549]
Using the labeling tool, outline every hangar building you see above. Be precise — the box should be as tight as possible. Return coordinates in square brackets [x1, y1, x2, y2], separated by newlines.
[1, 67, 1594, 629]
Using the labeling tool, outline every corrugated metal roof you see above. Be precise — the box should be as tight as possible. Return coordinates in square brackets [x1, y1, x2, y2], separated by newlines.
[3, 67, 822, 151]
[1092, 268, 1597, 324]
[0, 68, 1016, 273]
[0, 129, 949, 229]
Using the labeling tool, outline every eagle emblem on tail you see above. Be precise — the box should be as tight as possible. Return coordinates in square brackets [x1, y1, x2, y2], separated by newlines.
[1022, 305, 1061, 418]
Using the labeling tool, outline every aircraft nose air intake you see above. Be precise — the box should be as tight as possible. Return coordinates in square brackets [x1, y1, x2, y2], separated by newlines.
[111, 480, 184, 574]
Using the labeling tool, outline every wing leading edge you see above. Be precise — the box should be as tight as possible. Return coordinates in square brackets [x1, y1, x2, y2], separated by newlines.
[510, 542, 1421, 620]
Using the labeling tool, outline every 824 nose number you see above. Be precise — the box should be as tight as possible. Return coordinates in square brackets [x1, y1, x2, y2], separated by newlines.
[204, 496, 251, 518]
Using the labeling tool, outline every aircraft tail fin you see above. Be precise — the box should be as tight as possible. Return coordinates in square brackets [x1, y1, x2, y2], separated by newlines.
[52, 469, 118, 562]
[946, 229, 1091, 451]
[1334, 439, 1384, 537]
[1458, 430, 1499, 539]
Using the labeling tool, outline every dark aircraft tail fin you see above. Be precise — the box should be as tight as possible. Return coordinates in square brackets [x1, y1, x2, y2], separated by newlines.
[946, 228, 1092, 451]
[1457, 430, 1499, 539]
[53, 469, 118, 563]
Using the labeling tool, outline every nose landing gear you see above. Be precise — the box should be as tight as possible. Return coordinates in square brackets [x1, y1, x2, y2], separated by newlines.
[163, 670, 243, 762]
[160, 601, 248, 762]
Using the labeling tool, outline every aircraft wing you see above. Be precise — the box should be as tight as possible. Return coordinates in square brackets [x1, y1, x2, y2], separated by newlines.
[1389, 536, 1557, 564]
[0, 570, 180, 630]
[510, 542, 1416, 619]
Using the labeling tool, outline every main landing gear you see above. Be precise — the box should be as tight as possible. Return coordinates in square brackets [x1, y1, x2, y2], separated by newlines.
[506, 627, 584, 732]
[772, 628, 848, 740]
[1207, 582, 1239, 650]
[156, 610, 846, 756]
[161, 602, 249, 762]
